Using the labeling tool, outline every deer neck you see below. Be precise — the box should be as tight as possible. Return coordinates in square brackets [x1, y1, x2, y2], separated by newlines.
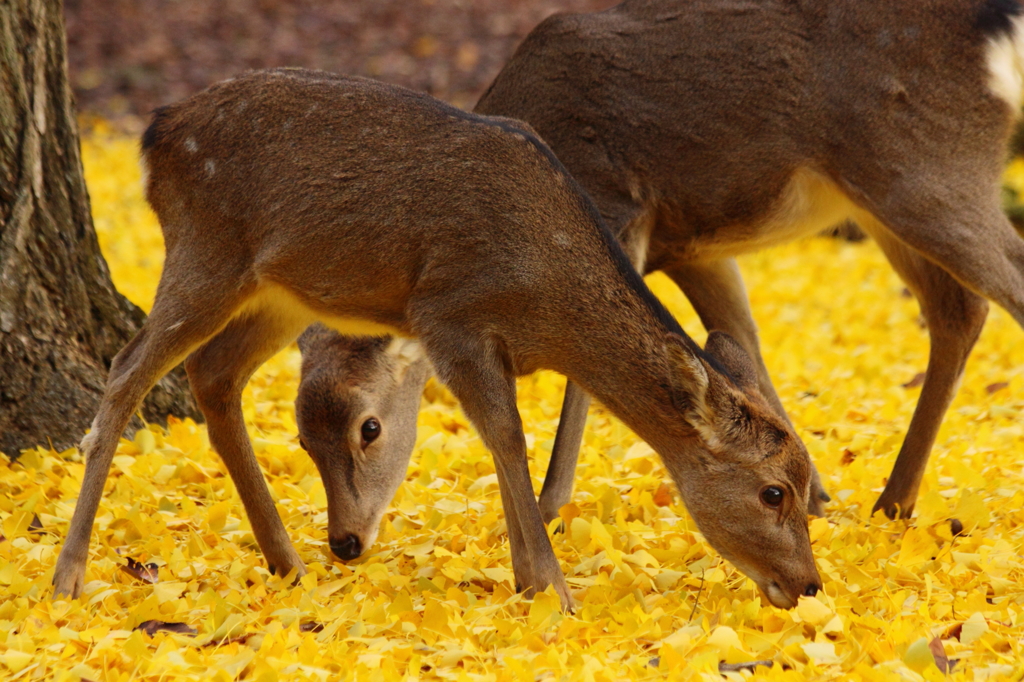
[552, 290, 700, 456]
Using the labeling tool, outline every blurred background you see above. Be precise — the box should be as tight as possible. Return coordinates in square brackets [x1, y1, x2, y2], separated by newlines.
[62, 0, 1024, 230]
[64, 0, 613, 118]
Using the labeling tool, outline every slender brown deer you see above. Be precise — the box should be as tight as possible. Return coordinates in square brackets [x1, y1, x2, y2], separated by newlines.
[475, 0, 1024, 522]
[293, 0, 1024, 554]
[51, 69, 820, 609]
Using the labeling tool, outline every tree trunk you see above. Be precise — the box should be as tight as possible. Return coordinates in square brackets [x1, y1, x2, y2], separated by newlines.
[0, 0, 199, 458]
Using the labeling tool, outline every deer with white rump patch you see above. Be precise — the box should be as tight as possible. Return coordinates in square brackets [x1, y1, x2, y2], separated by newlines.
[50, 68, 820, 610]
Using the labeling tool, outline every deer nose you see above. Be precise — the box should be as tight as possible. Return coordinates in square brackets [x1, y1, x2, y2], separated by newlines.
[330, 534, 363, 561]
[803, 582, 820, 597]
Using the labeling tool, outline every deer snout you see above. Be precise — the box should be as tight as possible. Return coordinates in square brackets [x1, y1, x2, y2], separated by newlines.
[763, 571, 822, 609]
[329, 534, 363, 561]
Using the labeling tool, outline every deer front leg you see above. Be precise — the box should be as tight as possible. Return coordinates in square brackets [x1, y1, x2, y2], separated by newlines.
[538, 380, 590, 525]
[664, 257, 830, 515]
[422, 329, 572, 610]
[867, 228, 988, 518]
[185, 312, 308, 578]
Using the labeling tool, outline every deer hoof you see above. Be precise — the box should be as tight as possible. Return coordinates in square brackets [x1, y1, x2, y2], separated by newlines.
[872, 495, 914, 520]
[267, 554, 307, 583]
[514, 571, 574, 612]
[52, 559, 86, 600]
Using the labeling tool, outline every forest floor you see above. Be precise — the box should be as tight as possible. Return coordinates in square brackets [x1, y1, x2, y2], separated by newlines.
[5, 1, 1024, 678]
[1, 125, 1023, 681]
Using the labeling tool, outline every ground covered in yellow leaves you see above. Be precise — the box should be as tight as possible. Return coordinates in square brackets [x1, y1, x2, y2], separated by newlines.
[2, 125, 1024, 681]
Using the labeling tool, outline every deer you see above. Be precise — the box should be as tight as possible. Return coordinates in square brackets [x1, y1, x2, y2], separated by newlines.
[292, 0, 1024, 559]
[473, 0, 1024, 523]
[50, 68, 821, 610]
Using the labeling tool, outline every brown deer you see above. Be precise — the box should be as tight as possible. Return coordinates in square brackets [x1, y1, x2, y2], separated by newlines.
[475, 0, 1024, 523]
[293, 0, 1024, 554]
[50, 69, 820, 609]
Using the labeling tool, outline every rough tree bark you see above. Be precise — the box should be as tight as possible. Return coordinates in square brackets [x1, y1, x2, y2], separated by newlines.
[0, 0, 199, 458]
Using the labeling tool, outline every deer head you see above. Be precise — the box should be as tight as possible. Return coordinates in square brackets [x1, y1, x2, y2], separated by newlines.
[295, 325, 430, 561]
[657, 331, 820, 608]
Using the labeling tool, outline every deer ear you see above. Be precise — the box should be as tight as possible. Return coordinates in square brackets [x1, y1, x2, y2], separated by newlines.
[704, 331, 758, 393]
[297, 323, 332, 354]
[665, 333, 712, 424]
[384, 338, 426, 385]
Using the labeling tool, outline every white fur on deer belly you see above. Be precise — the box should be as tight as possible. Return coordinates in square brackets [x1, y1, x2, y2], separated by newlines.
[764, 168, 859, 240]
[986, 16, 1024, 113]
[702, 167, 859, 259]
[236, 283, 405, 337]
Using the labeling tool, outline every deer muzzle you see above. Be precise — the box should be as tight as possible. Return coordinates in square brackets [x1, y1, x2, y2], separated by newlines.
[329, 534, 363, 561]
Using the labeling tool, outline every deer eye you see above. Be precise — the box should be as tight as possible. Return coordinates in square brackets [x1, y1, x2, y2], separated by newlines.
[760, 485, 784, 508]
[360, 418, 381, 447]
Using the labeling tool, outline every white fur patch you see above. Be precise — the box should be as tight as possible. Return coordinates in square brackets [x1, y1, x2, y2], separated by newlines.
[691, 167, 860, 260]
[758, 168, 859, 248]
[79, 418, 100, 461]
[385, 338, 427, 384]
[623, 205, 655, 272]
[986, 17, 1024, 113]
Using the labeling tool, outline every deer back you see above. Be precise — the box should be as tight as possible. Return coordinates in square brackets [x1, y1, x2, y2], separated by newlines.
[475, 0, 1017, 259]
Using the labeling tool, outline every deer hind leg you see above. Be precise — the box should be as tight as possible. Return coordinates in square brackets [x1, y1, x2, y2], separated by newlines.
[538, 381, 590, 525]
[663, 257, 831, 515]
[52, 278, 251, 598]
[861, 220, 990, 519]
[184, 309, 309, 580]
[419, 325, 571, 609]
[863, 174, 1024, 327]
